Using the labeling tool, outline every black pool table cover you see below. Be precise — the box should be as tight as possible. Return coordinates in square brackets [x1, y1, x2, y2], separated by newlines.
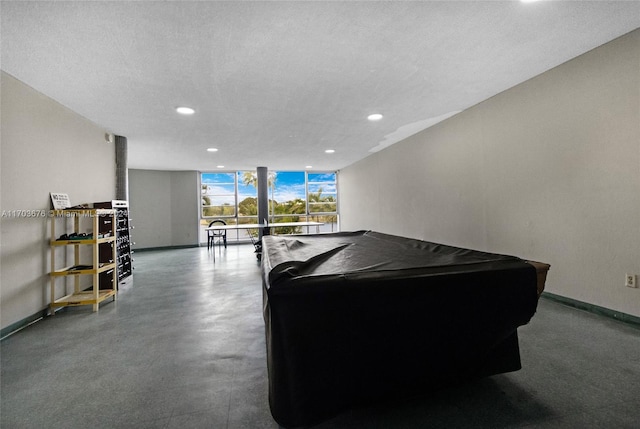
[261, 231, 541, 427]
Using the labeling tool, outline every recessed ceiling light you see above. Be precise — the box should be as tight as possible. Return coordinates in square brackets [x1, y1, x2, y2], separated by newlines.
[367, 113, 383, 121]
[305, 165, 313, 169]
[217, 165, 225, 169]
[207, 148, 218, 152]
[176, 106, 195, 115]
[325, 149, 335, 154]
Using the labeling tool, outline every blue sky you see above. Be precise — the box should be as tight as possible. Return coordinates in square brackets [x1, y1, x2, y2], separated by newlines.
[202, 171, 336, 204]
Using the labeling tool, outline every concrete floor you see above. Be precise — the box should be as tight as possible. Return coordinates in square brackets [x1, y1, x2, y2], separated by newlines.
[2, 244, 640, 428]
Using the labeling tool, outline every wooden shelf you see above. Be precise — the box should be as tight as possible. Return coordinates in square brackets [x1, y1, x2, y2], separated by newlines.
[49, 208, 118, 313]
[50, 263, 116, 276]
[50, 236, 115, 246]
[50, 289, 116, 308]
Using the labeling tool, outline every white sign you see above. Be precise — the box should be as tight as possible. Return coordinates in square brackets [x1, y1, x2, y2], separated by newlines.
[50, 193, 71, 209]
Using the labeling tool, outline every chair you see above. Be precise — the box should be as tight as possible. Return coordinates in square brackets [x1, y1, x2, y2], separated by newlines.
[208, 220, 227, 250]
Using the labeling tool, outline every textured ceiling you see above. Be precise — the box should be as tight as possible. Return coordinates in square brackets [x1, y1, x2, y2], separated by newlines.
[2, 1, 639, 172]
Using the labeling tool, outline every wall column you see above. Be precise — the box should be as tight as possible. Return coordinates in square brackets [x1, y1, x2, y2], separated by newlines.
[115, 135, 129, 201]
[257, 166, 269, 239]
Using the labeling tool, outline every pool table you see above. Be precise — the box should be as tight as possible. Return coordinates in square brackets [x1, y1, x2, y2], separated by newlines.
[261, 230, 549, 428]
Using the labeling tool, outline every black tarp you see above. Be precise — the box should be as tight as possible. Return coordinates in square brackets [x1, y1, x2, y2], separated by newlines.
[262, 231, 539, 428]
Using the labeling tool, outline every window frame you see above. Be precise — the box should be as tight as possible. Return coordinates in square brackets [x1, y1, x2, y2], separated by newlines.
[199, 170, 339, 243]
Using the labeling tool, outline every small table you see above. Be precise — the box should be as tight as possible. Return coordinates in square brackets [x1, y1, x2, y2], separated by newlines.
[205, 221, 324, 260]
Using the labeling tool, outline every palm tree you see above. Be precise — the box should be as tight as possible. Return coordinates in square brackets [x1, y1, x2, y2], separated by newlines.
[242, 171, 277, 220]
[308, 186, 323, 203]
[242, 171, 276, 188]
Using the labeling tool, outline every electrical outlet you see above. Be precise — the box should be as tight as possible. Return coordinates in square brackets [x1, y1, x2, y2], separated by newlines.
[625, 274, 637, 288]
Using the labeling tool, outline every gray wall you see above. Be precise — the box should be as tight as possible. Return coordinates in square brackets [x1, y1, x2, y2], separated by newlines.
[339, 30, 640, 317]
[0, 72, 116, 330]
[128, 169, 199, 249]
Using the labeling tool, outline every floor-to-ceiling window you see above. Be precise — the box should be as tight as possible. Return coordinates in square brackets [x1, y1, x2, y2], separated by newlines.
[201, 172, 236, 218]
[306, 172, 338, 232]
[200, 170, 338, 244]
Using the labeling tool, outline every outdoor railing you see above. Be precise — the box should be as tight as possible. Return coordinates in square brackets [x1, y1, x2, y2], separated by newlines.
[199, 215, 339, 245]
